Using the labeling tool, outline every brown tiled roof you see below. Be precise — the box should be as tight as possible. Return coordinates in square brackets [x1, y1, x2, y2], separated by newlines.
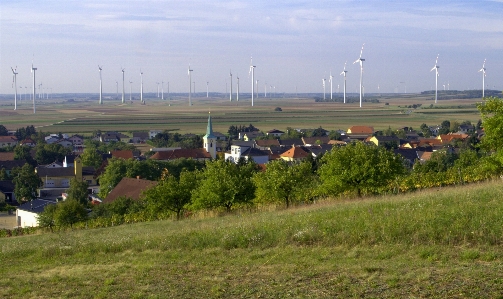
[255, 139, 280, 147]
[437, 134, 468, 143]
[419, 152, 434, 161]
[0, 152, 15, 161]
[348, 126, 374, 134]
[302, 136, 330, 145]
[0, 136, 18, 143]
[418, 138, 443, 146]
[111, 150, 134, 159]
[280, 146, 310, 159]
[104, 177, 158, 204]
[150, 148, 211, 160]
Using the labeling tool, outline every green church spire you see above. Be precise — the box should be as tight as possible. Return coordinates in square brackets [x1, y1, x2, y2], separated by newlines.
[204, 112, 215, 138]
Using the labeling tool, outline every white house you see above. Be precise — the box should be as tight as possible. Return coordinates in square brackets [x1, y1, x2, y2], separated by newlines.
[16, 199, 56, 228]
[225, 144, 269, 164]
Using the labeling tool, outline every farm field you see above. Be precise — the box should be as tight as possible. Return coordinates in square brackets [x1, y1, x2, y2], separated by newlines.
[1, 181, 503, 298]
[0, 94, 482, 135]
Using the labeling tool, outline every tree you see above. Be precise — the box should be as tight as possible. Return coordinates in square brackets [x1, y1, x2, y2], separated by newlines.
[12, 164, 41, 203]
[81, 147, 103, 168]
[439, 120, 451, 135]
[318, 142, 406, 197]
[35, 143, 71, 165]
[37, 204, 57, 231]
[253, 160, 316, 208]
[0, 168, 9, 180]
[54, 199, 87, 228]
[191, 159, 257, 212]
[477, 97, 503, 151]
[0, 125, 8, 136]
[143, 170, 198, 219]
[66, 178, 89, 205]
[14, 145, 36, 166]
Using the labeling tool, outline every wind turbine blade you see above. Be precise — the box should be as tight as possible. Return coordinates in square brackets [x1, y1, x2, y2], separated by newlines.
[430, 66, 436, 72]
[435, 54, 439, 65]
[360, 43, 365, 58]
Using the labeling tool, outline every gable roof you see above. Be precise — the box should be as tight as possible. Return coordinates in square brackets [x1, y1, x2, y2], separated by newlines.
[267, 129, 285, 134]
[255, 139, 280, 147]
[132, 132, 149, 139]
[0, 152, 15, 161]
[0, 159, 27, 170]
[280, 146, 311, 159]
[36, 166, 95, 177]
[150, 148, 211, 160]
[0, 136, 18, 143]
[278, 139, 303, 147]
[111, 150, 134, 159]
[241, 147, 269, 157]
[348, 126, 374, 134]
[302, 136, 330, 145]
[17, 199, 56, 213]
[0, 180, 15, 193]
[104, 177, 158, 204]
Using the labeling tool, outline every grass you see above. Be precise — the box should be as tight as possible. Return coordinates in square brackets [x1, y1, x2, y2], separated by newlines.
[0, 96, 483, 134]
[2, 181, 503, 297]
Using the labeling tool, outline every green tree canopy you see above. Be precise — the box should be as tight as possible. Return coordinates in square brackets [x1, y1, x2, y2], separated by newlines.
[54, 199, 87, 228]
[14, 145, 36, 166]
[12, 164, 41, 203]
[66, 178, 89, 205]
[190, 159, 257, 212]
[318, 142, 406, 197]
[35, 143, 72, 165]
[0, 125, 8, 136]
[37, 204, 57, 231]
[81, 147, 104, 169]
[253, 159, 316, 208]
[477, 97, 503, 151]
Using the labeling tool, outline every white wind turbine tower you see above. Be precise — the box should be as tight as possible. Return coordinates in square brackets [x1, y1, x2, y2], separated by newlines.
[249, 57, 256, 107]
[479, 59, 486, 98]
[156, 82, 160, 98]
[162, 81, 164, 100]
[11, 67, 18, 110]
[116, 81, 118, 100]
[188, 65, 193, 106]
[31, 63, 37, 113]
[340, 62, 348, 104]
[121, 68, 125, 103]
[329, 71, 333, 100]
[129, 80, 133, 102]
[140, 70, 144, 104]
[430, 54, 440, 104]
[98, 66, 103, 105]
[353, 44, 365, 108]
[322, 78, 326, 100]
[236, 76, 240, 102]
[229, 70, 233, 101]
[206, 81, 209, 98]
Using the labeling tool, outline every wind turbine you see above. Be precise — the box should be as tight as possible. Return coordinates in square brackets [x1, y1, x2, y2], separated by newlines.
[188, 65, 193, 106]
[98, 66, 103, 105]
[129, 80, 133, 102]
[162, 81, 164, 100]
[140, 69, 144, 104]
[236, 76, 239, 102]
[329, 71, 333, 100]
[353, 43, 365, 108]
[206, 81, 209, 98]
[264, 81, 267, 98]
[340, 62, 348, 104]
[479, 59, 486, 98]
[249, 57, 256, 107]
[116, 81, 118, 100]
[322, 78, 326, 100]
[156, 82, 160, 98]
[229, 70, 233, 101]
[430, 54, 439, 104]
[11, 67, 18, 110]
[121, 68, 125, 103]
[31, 63, 37, 113]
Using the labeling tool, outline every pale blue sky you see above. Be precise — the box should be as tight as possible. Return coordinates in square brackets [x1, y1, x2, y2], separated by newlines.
[1, 0, 502, 95]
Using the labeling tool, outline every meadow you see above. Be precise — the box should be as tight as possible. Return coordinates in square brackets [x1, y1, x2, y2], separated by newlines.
[1, 181, 503, 298]
[0, 94, 482, 135]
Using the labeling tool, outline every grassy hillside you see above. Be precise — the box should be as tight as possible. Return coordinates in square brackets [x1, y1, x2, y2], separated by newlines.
[2, 181, 503, 298]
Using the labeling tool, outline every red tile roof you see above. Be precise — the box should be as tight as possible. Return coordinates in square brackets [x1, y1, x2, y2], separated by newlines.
[104, 177, 158, 204]
[348, 126, 374, 134]
[0, 152, 15, 161]
[0, 136, 18, 143]
[111, 150, 134, 159]
[280, 146, 310, 159]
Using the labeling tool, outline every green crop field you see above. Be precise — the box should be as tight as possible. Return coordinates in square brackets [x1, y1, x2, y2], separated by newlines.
[0, 95, 482, 135]
[1, 181, 503, 298]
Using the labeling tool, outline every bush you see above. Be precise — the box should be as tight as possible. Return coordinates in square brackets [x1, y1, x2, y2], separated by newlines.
[274, 107, 282, 112]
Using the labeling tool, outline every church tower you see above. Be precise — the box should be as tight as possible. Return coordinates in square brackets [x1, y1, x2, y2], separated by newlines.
[203, 112, 216, 159]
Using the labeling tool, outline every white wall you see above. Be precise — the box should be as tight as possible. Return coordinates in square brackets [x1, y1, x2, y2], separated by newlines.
[16, 210, 39, 228]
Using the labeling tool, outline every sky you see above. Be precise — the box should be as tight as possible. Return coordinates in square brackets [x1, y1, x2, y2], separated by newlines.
[1, 0, 502, 95]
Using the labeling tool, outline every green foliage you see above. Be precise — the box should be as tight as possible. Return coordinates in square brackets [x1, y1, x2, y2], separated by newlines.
[14, 125, 36, 141]
[0, 125, 8, 136]
[253, 160, 316, 208]
[91, 196, 143, 219]
[191, 159, 257, 212]
[414, 151, 457, 173]
[35, 143, 71, 165]
[0, 168, 9, 180]
[477, 97, 503, 151]
[80, 147, 103, 168]
[281, 127, 303, 139]
[54, 199, 87, 228]
[66, 178, 89, 205]
[143, 170, 198, 219]
[274, 107, 282, 111]
[13, 145, 36, 166]
[318, 142, 406, 197]
[37, 204, 57, 231]
[12, 164, 41, 203]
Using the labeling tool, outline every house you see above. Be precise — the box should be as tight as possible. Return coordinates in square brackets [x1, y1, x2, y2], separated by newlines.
[0, 160, 27, 176]
[111, 150, 134, 160]
[240, 131, 265, 141]
[225, 145, 269, 164]
[213, 132, 228, 141]
[38, 161, 63, 168]
[280, 146, 311, 162]
[268, 146, 290, 160]
[394, 149, 420, 167]
[132, 132, 149, 143]
[0, 152, 15, 161]
[20, 138, 36, 147]
[0, 181, 16, 203]
[16, 199, 56, 228]
[44, 136, 60, 144]
[55, 139, 74, 149]
[278, 139, 303, 147]
[369, 136, 400, 147]
[255, 139, 280, 150]
[0, 136, 18, 148]
[149, 129, 163, 139]
[36, 157, 98, 199]
[417, 151, 434, 163]
[302, 136, 330, 146]
[103, 177, 158, 204]
[347, 126, 374, 135]
[436, 134, 468, 144]
[63, 155, 76, 167]
[266, 129, 285, 138]
[306, 144, 333, 158]
[458, 124, 474, 134]
[100, 132, 130, 143]
[68, 134, 84, 146]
